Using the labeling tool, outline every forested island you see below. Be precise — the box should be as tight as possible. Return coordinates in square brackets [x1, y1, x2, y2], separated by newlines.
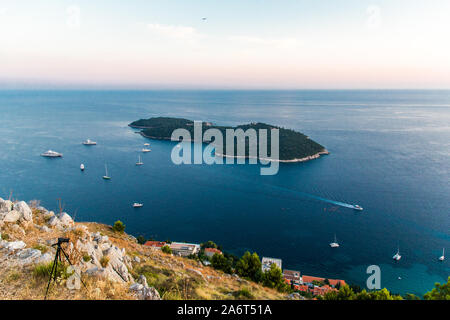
[129, 117, 329, 162]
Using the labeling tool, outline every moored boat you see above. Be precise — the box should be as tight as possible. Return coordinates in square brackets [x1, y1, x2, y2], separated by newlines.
[82, 139, 97, 145]
[41, 150, 63, 157]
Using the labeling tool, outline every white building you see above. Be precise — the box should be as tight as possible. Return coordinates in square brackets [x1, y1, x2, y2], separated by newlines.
[170, 242, 201, 257]
[261, 257, 282, 272]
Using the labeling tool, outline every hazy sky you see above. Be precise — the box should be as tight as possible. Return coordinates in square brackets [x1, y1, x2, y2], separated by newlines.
[1, 0, 450, 89]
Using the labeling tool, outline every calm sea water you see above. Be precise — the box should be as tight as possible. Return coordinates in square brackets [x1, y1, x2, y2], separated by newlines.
[0, 90, 449, 295]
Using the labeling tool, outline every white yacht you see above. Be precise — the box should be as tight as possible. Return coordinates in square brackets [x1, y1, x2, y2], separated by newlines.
[80, 164, 85, 171]
[329, 234, 340, 248]
[102, 164, 111, 180]
[82, 139, 97, 145]
[142, 148, 151, 153]
[393, 247, 402, 261]
[144, 143, 150, 146]
[353, 204, 363, 211]
[136, 155, 143, 166]
[41, 150, 63, 157]
[133, 203, 143, 208]
[439, 248, 445, 261]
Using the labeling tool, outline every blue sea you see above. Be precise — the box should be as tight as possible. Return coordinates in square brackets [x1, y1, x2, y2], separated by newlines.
[0, 90, 448, 295]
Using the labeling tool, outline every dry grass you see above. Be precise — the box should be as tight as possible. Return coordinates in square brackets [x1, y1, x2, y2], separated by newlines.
[0, 221, 287, 300]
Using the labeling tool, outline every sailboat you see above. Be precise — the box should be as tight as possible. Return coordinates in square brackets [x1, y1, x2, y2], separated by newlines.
[329, 234, 339, 248]
[136, 155, 143, 166]
[393, 246, 402, 261]
[102, 164, 111, 180]
[439, 248, 445, 261]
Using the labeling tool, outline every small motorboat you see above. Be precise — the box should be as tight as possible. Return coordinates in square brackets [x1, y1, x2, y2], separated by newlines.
[80, 164, 85, 171]
[353, 205, 363, 211]
[82, 139, 97, 145]
[133, 203, 143, 208]
[144, 143, 150, 146]
[41, 150, 63, 157]
[142, 148, 151, 153]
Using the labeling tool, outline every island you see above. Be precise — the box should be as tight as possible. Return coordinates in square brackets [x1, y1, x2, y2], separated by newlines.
[129, 117, 329, 162]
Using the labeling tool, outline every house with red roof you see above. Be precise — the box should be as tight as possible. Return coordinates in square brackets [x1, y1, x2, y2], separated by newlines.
[143, 241, 166, 249]
[301, 275, 346, 288]
[204, 247, 222, 258]
[283, 269, 301, 285]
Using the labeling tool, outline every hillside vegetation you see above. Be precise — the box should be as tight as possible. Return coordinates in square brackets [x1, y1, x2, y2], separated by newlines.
[0, 198, 288, 300]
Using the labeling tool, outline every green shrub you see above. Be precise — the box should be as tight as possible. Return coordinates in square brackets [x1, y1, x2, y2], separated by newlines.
[82, 254, 91, 262]
[262, 263, 289, 292]
[137, 235, 146, 245]
[112, 220, 125, 233]
[233, 287, 254, 299]
[161, 245, 172, 254]
[211, 253, 233, 274]
[33, 262, 69, 279]
[235, 251, 262, 282]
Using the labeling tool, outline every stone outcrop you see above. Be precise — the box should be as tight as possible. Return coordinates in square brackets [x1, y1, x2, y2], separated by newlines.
[129, 274, 161, 300]
[0, 198, 159, 299]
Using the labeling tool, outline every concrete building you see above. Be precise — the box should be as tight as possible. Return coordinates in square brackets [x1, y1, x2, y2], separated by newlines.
[283, 269, 301, 285]
[261, 257, 282, 272]
[170, 242, 201, 257]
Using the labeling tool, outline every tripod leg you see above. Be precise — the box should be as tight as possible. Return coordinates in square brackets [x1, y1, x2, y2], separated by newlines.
[44, 248, 60, 300]
[60, 247, 88, 289]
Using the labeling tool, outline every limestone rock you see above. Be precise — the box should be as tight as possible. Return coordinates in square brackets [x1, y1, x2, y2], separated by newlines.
[0, 198, 13, 213]
[17, 248, 41, 265]
[4, 240, 26, 251]
[129, 282, 161, 300]
[35, 252, 54, 265]
[2, 210, 21, 223]
[58, 212, 74, 227]
[14, 201, 33, 222]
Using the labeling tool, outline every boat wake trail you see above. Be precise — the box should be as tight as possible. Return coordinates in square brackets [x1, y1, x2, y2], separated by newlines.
[260, 182, 358, 210]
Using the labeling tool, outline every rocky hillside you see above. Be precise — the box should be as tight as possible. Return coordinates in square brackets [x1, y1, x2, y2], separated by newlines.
[0, 198, 290, 300]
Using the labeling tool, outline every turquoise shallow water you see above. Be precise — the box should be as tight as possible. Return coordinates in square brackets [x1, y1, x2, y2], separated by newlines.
[0, 90, 449, 295]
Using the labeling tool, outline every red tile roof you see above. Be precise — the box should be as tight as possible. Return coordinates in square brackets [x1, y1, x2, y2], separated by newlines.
[302, 275, 346, 287]
[144, 241, 166, 248]
[204, 248, 222, 254]
[294, 285, 309, 292]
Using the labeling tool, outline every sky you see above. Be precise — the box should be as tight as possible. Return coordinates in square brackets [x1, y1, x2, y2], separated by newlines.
[1, 0, 450, 89]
